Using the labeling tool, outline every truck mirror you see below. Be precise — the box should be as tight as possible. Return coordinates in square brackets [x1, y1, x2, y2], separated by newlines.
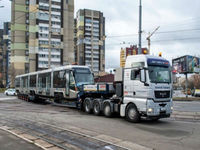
[140, 69, 146, 83]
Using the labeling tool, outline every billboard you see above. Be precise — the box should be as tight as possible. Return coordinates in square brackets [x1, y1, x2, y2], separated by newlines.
[172, 55, 200, 74]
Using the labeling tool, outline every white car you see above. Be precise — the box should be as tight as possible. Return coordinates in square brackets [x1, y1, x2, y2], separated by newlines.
[4, 89, 17, 96]
[193, 89, 200, 97]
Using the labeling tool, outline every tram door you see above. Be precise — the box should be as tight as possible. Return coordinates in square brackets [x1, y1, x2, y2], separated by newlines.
[65, 71, 76, 99]
[46, 74, 51, 95]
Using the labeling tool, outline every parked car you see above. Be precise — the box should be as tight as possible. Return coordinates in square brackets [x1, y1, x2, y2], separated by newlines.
[193, 89, 200, 97]
[4, 89, 17, 96]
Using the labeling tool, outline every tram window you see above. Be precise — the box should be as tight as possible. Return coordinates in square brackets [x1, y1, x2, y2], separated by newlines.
[30, 75, 36, 87]
[15, 78, 20, 87]
[53, 70, 66, 88]
[22, 76, 28, 88]
[39, 73, 51, 88]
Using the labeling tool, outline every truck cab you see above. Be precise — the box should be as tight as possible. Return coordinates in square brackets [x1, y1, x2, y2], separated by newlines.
[119, 55, 173, 122]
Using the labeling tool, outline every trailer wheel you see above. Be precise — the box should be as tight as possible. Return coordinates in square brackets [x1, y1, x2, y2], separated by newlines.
[125, 104, 140, 123]
[103, 103, 112, 117]
[84, 99, 92, 114]
[93, 101, 101, 116]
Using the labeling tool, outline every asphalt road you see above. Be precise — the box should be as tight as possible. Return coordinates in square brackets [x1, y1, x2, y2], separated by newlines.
[173, 101, 200, 112]
[0, 94, 200, 150]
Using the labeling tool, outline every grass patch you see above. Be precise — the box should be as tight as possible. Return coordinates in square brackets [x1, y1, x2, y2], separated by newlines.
[0, 88, 6, 93]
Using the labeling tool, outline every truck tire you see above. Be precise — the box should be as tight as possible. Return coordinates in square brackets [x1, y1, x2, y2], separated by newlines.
[93, 101, 101, 116]
[84, 98, 92, 114]
[125, 104, 140, 123]
[103, 103, 112, 117]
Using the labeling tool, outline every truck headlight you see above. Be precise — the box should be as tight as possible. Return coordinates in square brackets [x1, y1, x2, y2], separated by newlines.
[148, 108, 153, 113]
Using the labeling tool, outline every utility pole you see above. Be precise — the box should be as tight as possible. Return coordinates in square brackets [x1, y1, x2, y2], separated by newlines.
[138, 0, 142, 54]
[146, 26, 160, 54]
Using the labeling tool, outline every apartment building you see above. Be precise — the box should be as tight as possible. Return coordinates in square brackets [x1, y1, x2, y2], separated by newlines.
[75, 9, 105, 73]
[11, 0, 74, 84]
[3, 22, 11, 87]
[0, 29, 3, 87]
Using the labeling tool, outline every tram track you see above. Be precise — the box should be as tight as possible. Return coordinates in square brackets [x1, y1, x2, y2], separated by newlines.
[0, 116, 130, 150]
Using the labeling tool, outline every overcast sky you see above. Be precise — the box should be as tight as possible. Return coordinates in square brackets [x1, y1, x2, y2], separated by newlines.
[0, 0, 200, 70]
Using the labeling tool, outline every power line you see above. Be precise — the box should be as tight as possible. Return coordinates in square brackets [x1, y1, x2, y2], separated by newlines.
[151, 37, 200, 43]
[106, 28, 200, 39]
[105, 36, 200, 47]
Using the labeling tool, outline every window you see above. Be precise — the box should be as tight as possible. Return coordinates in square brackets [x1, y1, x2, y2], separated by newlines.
[30, 75, 36, 87]
[15, 78, 20, 88]
[38, 73, 51, 88]
[131, 70, 140, 80]
[148, 66, 171, 83]
[22, 76, 28, 88]
[53, 70, 66, 88]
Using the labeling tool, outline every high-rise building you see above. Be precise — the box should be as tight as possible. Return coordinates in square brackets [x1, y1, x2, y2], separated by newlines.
[75, 9, 105, 73]
[0, 29, 4, 87]
[3, 22, 11, 87]
[11, 0, 74, 85]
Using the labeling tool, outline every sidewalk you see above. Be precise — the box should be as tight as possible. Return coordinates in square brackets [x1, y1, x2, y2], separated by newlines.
[0, 129, 42, 150]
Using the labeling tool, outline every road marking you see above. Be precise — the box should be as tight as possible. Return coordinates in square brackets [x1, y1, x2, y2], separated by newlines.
[0, 97, 17, 101]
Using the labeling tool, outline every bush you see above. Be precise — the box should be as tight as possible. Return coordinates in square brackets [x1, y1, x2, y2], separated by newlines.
[0, 88, 6, 93]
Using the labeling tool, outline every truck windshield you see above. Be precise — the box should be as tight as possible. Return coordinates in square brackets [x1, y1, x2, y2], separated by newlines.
[74, 68, 94, 86]
[148, 66, 171, 83]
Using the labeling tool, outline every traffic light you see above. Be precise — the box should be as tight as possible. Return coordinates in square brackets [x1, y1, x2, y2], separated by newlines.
[159, 52, 162, 57]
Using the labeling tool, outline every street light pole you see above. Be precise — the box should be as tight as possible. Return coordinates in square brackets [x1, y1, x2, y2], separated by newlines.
[138, 0, 142, 54]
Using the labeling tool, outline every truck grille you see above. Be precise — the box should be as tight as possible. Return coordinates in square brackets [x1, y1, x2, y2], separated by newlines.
[155, 91, 170, 99]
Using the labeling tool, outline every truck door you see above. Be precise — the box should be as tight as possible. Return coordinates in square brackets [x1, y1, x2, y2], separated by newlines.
[130, 69, 148, 98]
[124, 68, 134, 97]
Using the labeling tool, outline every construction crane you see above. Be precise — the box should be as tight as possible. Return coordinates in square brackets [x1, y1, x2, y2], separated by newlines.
[146, 26, 160, 54]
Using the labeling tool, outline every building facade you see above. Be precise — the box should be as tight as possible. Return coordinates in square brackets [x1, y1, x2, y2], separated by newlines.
[120, 45, 149, 68]
[3, 22, 11, 87]
[120, 48, 125, 68]
[75, 9, 105, 73]
[11, 0, 74, 85]
[0, 29, 4, 87]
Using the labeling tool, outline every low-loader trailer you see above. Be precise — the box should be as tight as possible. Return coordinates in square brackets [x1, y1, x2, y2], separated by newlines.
[15, 55, 173, 122]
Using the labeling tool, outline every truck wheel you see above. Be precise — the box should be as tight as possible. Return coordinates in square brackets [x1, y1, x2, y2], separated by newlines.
[104, 103, 112, 117]
[84, 99, 92, 114]
[125, 104, 140, 123]
[93, 101, 101, 116]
